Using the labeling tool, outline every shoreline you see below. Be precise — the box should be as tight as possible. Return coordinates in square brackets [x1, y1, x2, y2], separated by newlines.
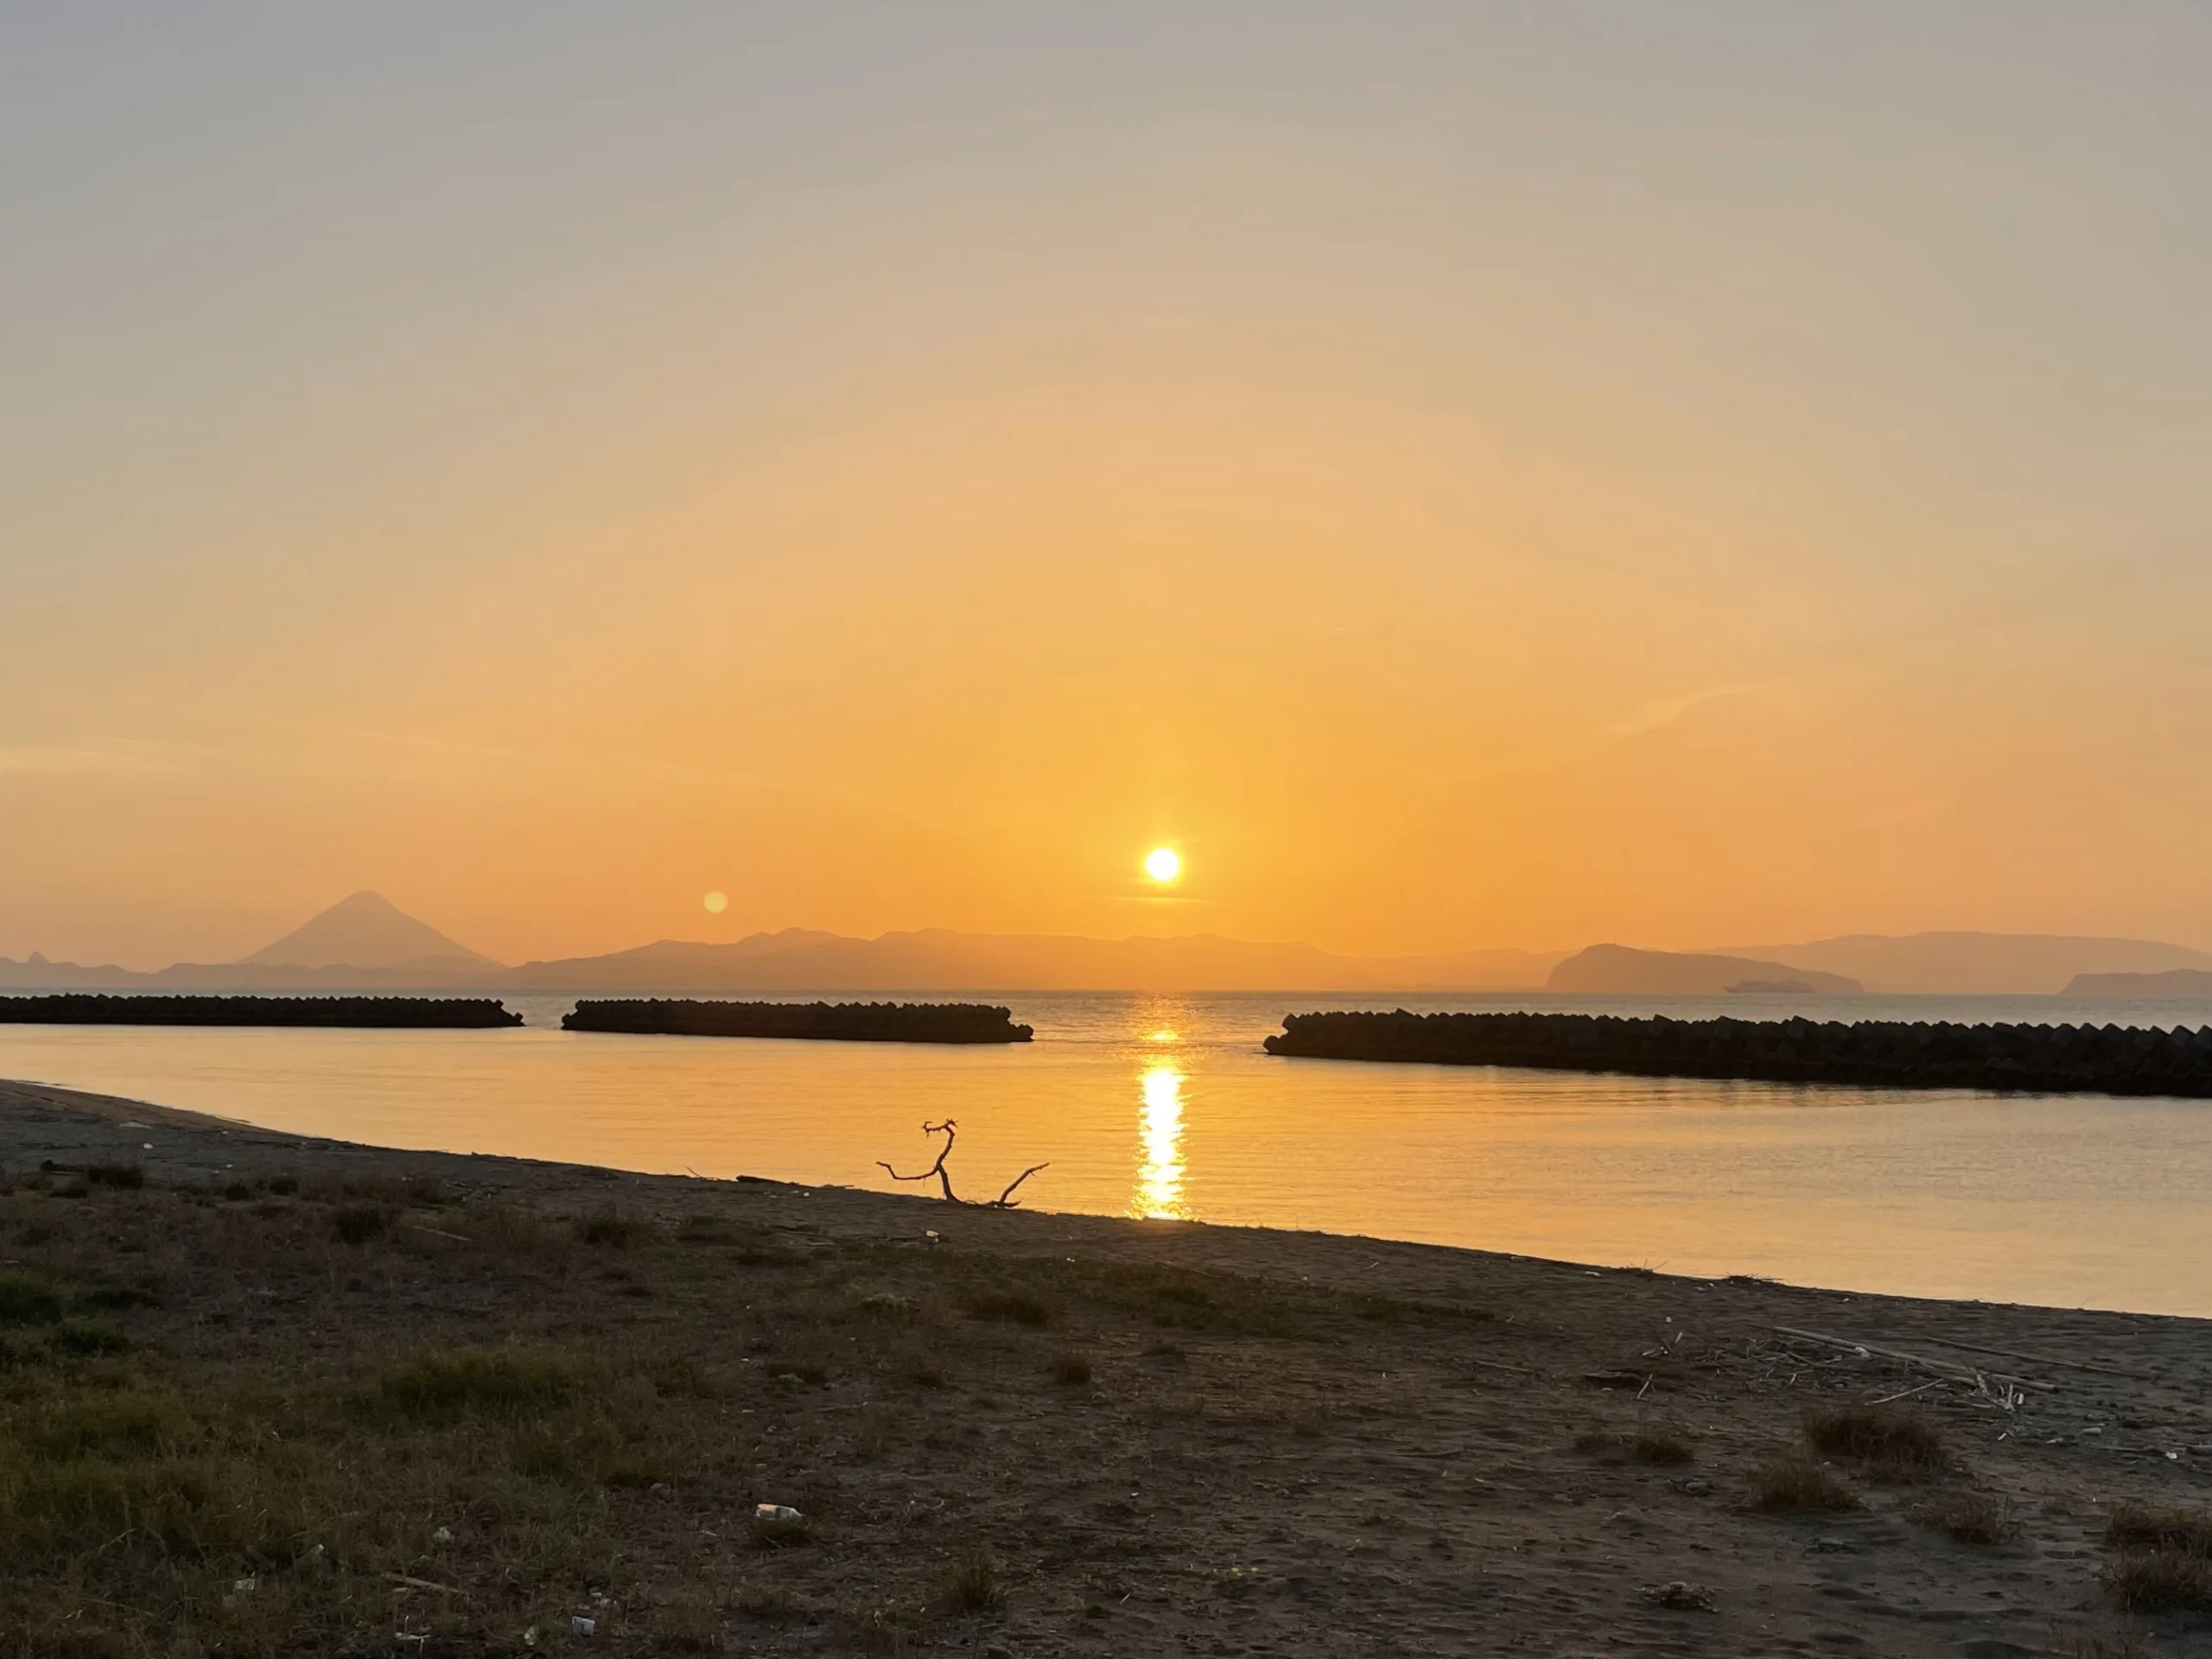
[1, 1071, 2202, 1322]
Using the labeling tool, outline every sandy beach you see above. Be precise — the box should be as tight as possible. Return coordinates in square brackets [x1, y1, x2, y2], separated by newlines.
[2, 1076, 2208, 1656]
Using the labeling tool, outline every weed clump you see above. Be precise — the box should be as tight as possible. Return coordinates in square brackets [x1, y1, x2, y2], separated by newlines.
[960, 1288, 1054, 1327]
[332, 1205, 389, 1245]
[1749, 1456, 1859, 1514]
[0, 1274, 64, 1327]
[86, 1161, 144, 1190]
[734, 1581, 803, 1618]
[939, 1549, 1005, 1612]
[1910, 1491, 2013, 1545]
[2107, 1503, 2212, 1554]
[378, 1345, 574, 1422]
[1802, 1405, 1949, 1478]
[1574, 1428, 1694, 1466]
[576, 1208, 647, 1248]
[749, 1512, 817, 1550]
[2101, 1503, 2212, 1612]
[28, 1391, 194, 1460]
[902, 1357, 948, 1389]
[50, 1321, 130, 1357]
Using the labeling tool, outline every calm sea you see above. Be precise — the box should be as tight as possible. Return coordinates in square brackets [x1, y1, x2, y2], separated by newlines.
[4, 989, 2210, 1316]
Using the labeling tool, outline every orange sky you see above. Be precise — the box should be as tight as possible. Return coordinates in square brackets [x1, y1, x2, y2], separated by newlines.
[4, 6, 2209, 968]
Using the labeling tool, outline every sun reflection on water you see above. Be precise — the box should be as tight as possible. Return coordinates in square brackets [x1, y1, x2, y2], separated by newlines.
[1133, 1064, 1189, 1220]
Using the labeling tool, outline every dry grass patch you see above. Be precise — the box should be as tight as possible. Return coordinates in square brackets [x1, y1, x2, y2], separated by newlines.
[1802, 1405, 1950, 1479]
[330, 1204, 388, 1244]
[1910, 1491, 2014, 1545]
[2101, 1503, 2212, 1612]
[749, 1510, 817, 1550]
[1574, 1428, 1694, 1466]
[1749, 1455, 1859, 1514]
[575, 1205, 649, 1247]
[0, 1273, 63, 1326]
[939, 1549, 1006, 1612]
[377, 1344, 575, 1422]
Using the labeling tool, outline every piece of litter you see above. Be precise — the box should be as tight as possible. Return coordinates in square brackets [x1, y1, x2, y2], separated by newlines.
[755, 1503, 803, 1521]
[232, 1576, 257, 1594]
[432, 1525, 453, 1544]
[570, 1615, 595, 1637]
[142, 1142, 154, 1151]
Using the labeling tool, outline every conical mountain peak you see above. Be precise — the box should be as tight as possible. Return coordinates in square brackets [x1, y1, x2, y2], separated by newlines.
[238, 891, 499, 969]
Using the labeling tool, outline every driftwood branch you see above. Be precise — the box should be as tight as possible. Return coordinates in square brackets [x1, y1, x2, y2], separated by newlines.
[993, 1163, 1051, 1207]
[877, 1121, 1048, 1209]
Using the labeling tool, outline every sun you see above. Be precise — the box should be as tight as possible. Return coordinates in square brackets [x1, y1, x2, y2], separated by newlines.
[703, 890, 728, 913]
[1143, 847, 1181, 883]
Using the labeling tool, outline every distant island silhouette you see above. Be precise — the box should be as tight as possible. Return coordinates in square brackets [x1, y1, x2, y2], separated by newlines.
[2063, 969, 2212, 998]
[1548, 944, 1862, 996]
[4, 895, 2209, 997]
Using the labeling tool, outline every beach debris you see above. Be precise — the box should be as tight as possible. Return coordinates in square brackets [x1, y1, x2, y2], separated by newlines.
[877, 1120, 1048, 1208]
[755, 1503, 804, 1522]
[1639, 1580, 1717, 1611]
[432, 1525, 454, 1544]
[571, 1615, 596, 1636]
[1773, 1325, 2053, 1399]
[384, 1573, 458, 1594]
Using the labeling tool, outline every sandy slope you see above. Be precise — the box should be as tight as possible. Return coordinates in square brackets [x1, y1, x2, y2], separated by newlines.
[1, 1077, 2208, 1656]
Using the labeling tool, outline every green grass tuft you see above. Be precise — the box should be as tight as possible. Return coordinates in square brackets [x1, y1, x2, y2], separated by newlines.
[378, 1344, 575, 1422]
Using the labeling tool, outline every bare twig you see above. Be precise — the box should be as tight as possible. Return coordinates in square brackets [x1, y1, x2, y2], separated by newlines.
[993, 1163, 1051, 1207]
[878, 1122, 1048, 1208]
[879, 1119, 962, 1201]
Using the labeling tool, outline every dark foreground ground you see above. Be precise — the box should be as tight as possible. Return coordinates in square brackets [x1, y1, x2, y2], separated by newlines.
[1, 1078, 2209, 1658]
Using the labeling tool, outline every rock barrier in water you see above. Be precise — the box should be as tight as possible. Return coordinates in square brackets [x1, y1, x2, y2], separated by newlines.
[1263, 1009, 2212, 1098]
[0, 995, 524, 1028]
[563, 999, 1034, 1044]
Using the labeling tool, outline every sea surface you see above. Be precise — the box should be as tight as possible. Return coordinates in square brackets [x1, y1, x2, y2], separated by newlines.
[4, 989, 2211, 1316]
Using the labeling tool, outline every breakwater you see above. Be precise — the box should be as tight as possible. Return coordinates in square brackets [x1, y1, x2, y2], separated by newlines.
[562, 999, 1034, 1044]
[1264, 1010, 2212, 1098]
[0, 995, 523, 1029]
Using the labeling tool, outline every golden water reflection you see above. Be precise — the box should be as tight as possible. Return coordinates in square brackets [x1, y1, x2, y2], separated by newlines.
[1133, 1063, 1189, 1219]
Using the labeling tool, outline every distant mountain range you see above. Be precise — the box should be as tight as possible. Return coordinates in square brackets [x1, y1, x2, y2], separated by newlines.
[3, 894, 2208, 998]
[501, 929, 1567, 994]
[0, 895, 1562, 994]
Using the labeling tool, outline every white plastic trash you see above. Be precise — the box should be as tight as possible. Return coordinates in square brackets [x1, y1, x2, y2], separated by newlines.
[571, 1614, 595, 1637]
[755, 1503, 803, 1521]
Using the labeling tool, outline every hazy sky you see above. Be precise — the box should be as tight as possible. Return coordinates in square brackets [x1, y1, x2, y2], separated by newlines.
[5, 3, 2209, 967]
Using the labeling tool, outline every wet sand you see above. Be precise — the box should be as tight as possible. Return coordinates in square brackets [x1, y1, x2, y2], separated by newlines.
[2, 1076, 2208, 1655]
